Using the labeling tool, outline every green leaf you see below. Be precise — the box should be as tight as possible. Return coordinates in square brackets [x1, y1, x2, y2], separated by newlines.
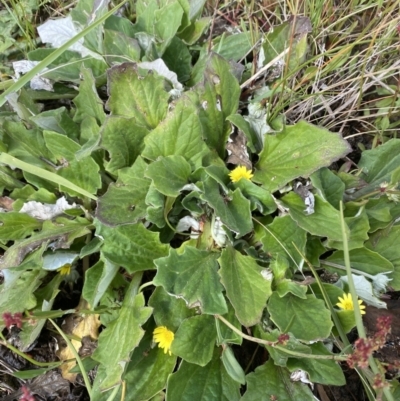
[142, 95, 209, 167]
[73, 67, 105, 125]
[103, 29, 141, 64]
[96, 157, 151, 226]
[306, 236, 326, 266]
[104, 14, 137, 37]
[281, 192, 348, 242]
[0, 165, 24, 191]
[43, 131, 101, 196]
[154, 246, 228, 315]
[268, 293, 332, 342]
[216, 303, 243, 345]
[201, 177, 252, 237]
[0, 154, 98, 200]
[352, 139, 400, 199]
[136, 0, 184, 55]
[327, 203, 370, 250]
[287, 342, 345, 385]
[145, 184, 167, 228]
[0, 265, 45, 317]
[70, 0, 108, 54]
[149, 286, 195, 332]
[95, 221, 169, 273]
[18, 273, 62, 349]
[36, 52, 107, 83]
[366, 225, 400, 290]
[218, 247, 272, 326]
[30, 107, 79, 138]
[0, 212, 41, 241]
[83, 258, 119, 308]
[0, 244, 47, 319]
[260, 214, 307, 269]
[80, 237, 103, 258]
[2, 120, 55, 167]
[310, 167, 344, 209]
[234, 179, 276, 214]
[241, 359, 315, 401]
[0, 218, 90, 270]
[195, 53, 241, 158]
[145, 155, 192, 197]
[326, 247, 394, 276]
[171, 315, 217, 366]
[220, 346, 246, 384]
[212, 31, 255, 62]
[123, 331, 177, 401]
[254, 121, 351, 192]
[276, 279, 308, 299]
[106, 62, 169, 129]
[336, 310, 357, 333]
[178, 17, 210, 45]
[365, 198, 395, 232]
[227, 114, 259, 153]
[163, 36, 192, 82]
[11, 185, 56, 204]
[100, 116, 149, 174]
[92, 288, 153, 390]
[76, 116, 101, 159]
[167, 347, 241, 401]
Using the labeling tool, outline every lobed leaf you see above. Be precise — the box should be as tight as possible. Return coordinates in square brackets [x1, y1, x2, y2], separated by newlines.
[218, 247, 272, 326]
[171, 315, 217, 366]
[95, 221, 169, 273]
[167, 348, 241, 401]
[154, 246, 228, 315]
[268, 293, 333, 342]
[241, 359, 315, 401]
[254, 121, 351, 192]
[106, 62, 169, 129]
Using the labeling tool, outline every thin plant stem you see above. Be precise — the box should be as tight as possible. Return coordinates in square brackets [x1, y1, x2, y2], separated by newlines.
[121, 381, 127, 401]
[339, 201, 394, 401]
[105, 384, 120, 401]
[339, 202, 365, 337]
[215, 315, 347, 361]
[49, 318, 93, 398]
[138, 281, 154, 293]
[0, 333, 61, 368]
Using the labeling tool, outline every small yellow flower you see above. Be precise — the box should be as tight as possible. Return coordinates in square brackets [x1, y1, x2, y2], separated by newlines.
[229, 166, 254, 183]
[336, 293, 366, 315]
[58, 263, 72, 276]
[153, 326, 174, 355]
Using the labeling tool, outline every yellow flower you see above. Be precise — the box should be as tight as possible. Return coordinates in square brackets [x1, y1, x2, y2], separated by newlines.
[58, 263, 72, 276]
[153, 326, 174, 355]
[229, 166, 254, 183]
[336, 293, 366, 315]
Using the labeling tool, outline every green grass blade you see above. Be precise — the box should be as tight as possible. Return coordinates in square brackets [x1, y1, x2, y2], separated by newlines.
[0, 0, 128, 107]
[0, 153, 97, 200]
